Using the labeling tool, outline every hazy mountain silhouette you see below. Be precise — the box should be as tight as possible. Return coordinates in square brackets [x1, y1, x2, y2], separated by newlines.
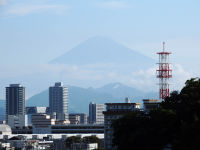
[26, 83, 157, 114]
[50, 36, 155, 69]
[96, 82, 144, 99]
[26, 85, 118, 114]
[0, 100, 5, 121]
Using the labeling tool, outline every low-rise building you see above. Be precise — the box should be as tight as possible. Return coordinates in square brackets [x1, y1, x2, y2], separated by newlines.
[8, 140, 25, 149]
[103, 99, 140, 150]
[0, 124, 12, 135]
[143, 99, 160, 112]
[69, 114, 80, 124]
[55, 120, 70, 125]
[7, 115, 28, 129]
[70, 113, 88, 124]
[32, 114, 55, 134]
[51, 124, 104, 134]
[26, 106, 47, 125]
[0, 142, 10, 149]
[24, 140, 39, 149]
[0, 133, 104, 149]
[71, 143, 98, 150]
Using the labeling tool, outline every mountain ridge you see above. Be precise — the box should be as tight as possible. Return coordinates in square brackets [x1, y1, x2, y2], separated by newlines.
[50, 36, 155, 68]
[26, 82, 158, 114]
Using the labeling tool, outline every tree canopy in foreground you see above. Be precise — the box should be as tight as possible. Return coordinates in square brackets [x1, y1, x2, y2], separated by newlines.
[112, 78, 200, 150]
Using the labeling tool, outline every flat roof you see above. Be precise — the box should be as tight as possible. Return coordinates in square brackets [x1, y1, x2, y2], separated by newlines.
[105, 103, 140, 105]
[143, 99, 159, 101]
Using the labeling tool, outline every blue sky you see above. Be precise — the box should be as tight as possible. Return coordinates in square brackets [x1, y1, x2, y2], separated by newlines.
[0, 0, 199, 98]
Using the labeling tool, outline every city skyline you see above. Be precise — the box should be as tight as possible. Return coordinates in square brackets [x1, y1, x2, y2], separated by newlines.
[0, 1, 199, 149]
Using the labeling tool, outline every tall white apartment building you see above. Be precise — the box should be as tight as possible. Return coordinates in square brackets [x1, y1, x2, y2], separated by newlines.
[89, 102, 104, 124]
[49, 82, 68, 120]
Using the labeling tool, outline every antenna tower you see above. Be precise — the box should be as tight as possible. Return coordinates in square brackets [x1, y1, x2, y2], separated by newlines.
[157, 42, 172, 100]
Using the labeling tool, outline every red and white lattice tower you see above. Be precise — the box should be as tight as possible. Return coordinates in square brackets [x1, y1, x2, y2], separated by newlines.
[157, 42, 172, 100]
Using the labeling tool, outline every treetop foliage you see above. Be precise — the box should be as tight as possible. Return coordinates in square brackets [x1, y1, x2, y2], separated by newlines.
[112, 78, 200, 150]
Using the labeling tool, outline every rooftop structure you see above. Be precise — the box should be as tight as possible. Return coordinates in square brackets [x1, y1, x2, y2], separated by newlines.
[26, 107, 48, 125]
[0, 124, 12, 135]
[26, 107, 47, 114]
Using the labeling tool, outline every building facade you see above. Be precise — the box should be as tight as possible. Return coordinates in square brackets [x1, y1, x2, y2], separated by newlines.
[103, 100, 140, 150]
[26, 107, 47, 125]
[6, 84, 25, 122]
[69, 114, 80, 124]
[143, 99, 160, 112]
[70, 113, 88, 124]
[71, 143, 98, 150]
[49, 82, 68, 120]
[51, 124, 104, 134]
[89, 102, 104, 124]
[7, 115, 28, 129]
[32, 114, 55, 134]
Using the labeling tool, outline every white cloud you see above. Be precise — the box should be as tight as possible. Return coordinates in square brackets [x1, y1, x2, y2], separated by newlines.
[0, 63, 192, 99]
[128, 64, 192, 93]
[98, 1, 130, 10]
[171, 64, 191, 91]
[5, 4, 69, 16]
[129, 67, 157, 92]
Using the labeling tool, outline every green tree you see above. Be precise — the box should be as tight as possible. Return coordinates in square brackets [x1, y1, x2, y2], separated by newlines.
[83, 136, 103, 149]
[83, 136, 100, 144]
[112, 78, 200, 150]
[65, 136, 82, 148]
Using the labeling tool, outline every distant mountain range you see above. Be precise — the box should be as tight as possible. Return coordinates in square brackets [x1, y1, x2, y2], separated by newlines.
[0, 100, 5, 121]
[26, 82, 158, 114]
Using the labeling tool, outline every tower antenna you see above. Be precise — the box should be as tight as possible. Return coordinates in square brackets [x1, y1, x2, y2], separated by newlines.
[156, 42, 172, 100]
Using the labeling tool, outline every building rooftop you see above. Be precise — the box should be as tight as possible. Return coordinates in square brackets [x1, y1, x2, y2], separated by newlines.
[55, 82, 63, 87]
[0, 124, 12, 133]
[105, 103, 140, 105]
[9, 84, 22, 87]
[143, 99, 159, 102]
[26, 107, 47, 114]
